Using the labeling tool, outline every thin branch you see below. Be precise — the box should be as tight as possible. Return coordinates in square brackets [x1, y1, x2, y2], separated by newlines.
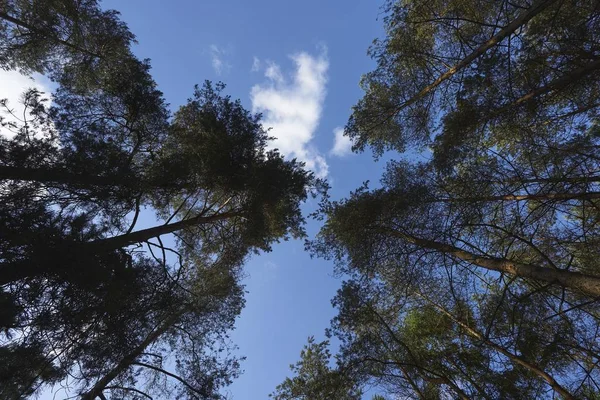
[133, 362, 204, 397]
[126, 195, 142, 234]
[104, 385, 154, 399]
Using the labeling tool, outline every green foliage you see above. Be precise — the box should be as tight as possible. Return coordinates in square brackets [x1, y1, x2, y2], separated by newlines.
[0, 0, 134, 80]
[0, 2, 315, 399]
[297, 0, 600, 399]
[347, 0, 600, 166]
[270, 337, 363, 400]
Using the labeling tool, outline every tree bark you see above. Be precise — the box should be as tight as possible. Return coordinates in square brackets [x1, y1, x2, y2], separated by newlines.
[434, 191, 600, 203]
[494, 58, 600, 115]
[387, 229, 600, 297]
[87, 210, 240, 251]
[0, 165, 189, 193]
[519, 175, 600, 185]
[0, 211, 240, 285]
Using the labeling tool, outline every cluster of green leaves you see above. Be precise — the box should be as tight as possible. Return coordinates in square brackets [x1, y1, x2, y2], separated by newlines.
[0, 1, 316, 399]
[277, 0, 600, 399]
[270, 337, 363, 400]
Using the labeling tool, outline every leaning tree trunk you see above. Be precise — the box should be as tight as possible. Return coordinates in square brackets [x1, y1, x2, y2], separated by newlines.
[390, 0, 559, 113]
[387, 228, 600, 297]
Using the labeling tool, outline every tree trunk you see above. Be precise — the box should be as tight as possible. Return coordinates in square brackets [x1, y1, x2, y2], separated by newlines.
[520, 175, 600, 185]
[87, 210, 240, 251]
[0, 165, 119, 187]
[496, 58, 600, 115]
[435, 191, 600, 203]
[392, 0, 558, 113]
[0, 211, 240, 285]
[387, 229, 600, 297]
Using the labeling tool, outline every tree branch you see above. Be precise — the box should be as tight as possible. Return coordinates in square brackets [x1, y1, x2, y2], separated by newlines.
[133, 361, 204, 397]
[104, 385, 154, 399]
[0, 11, 103, 59]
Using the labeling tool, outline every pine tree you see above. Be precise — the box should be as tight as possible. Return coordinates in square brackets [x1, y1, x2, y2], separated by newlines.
[297, 1, 600, 398]
[0, 2, 317, 398]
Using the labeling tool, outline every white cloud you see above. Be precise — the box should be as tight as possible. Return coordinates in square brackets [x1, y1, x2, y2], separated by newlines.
[210, 44, 232, 76]
[250, 47, 329, 178]
[251, 56, 261, 72]
[0, 70, 52, 139]
[264, 61, 284, 84]
[330, 126, 353, 157]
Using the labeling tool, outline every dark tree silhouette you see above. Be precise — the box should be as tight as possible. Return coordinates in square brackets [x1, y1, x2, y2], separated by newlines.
[0, 2, 317, 398]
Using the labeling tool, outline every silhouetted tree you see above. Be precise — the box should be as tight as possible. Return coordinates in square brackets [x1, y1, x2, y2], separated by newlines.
[284, 1, 600, 398]
[0, 2, 316, 398]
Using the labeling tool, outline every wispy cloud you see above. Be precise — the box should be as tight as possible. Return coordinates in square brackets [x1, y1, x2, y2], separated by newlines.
[0, 70, 52, 139]
[249, 260, 280, 288]
[209, 44, 232, 76]
[330, 126, 353, 157]
[251, 56, 261, 72]
[250, 47, 329, 178]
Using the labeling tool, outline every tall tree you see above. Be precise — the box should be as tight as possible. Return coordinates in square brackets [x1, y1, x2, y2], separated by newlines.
[0, 2, 317, 398]
[320, 274, 594, 399]
[1, 81, 314, 398]
[347, 0, 600, 164]
[289, 0, 600, 398]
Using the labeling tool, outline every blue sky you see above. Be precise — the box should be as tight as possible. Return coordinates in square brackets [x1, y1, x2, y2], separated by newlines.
[2, 1, 392, 398]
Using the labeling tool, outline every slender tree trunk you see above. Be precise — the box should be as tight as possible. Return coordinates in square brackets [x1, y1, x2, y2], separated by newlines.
[434, 191, 600, 203]
[443, 175, 600, 191]
[421, 294, 576, 400]
[495, 59, 600, 115]
[0, 165, 188, 193]
[0, 165, 119, 187]
[87, 210, 239, 250]
[447, 358, 492, 400]
[387, 229, 600, 297]
[0, 11, 42, 32]
[0, 211, 240, 285]
[369, 304, 468, 398]
[396, 364, 427, 400]
[519, 175, 600, 185]
[392, 0, 558, 113]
